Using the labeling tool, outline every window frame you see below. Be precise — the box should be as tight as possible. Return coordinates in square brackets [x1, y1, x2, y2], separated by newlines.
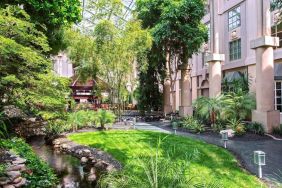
[275, 81, 282, 113]
[229, 39, 241, 61]
[228, 6, 241, 31]
[271, 21, 282, 49]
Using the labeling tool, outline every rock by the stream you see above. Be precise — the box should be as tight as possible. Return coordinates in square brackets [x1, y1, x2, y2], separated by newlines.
[52, 136, 122, 173]
[81, 157, 88, 163]
[87, 174, 97, 182]
[0, 151, 28, 187]
[3, 185, 16, 188]
[3, 105, 27, 119]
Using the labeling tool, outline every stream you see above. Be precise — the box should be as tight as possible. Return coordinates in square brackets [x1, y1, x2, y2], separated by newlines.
[27, 136, 96, 188]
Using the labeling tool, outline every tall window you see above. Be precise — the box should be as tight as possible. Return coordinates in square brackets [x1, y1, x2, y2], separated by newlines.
[228, 6, 241, 31]
[275, 81, 282, 112]
[229, 39, 241, 61]
[272, 22, 282, 48]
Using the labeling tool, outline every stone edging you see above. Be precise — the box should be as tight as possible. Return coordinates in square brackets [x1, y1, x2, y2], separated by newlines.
[52, 136, 122, 172]
[0, 151, 28, 188]
[265, 133, 282, 141]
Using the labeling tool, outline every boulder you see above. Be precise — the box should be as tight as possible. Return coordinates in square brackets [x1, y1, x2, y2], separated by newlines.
[106, 164, 115, 172]
[14, 178, 26, 187]
[12, 158, 26, 165]
[52, 140, 61, 145]
[3, 185, 16, 188]
[81, 157, 88, 163]
[6, 164, 26, 172]
[87, 174, 97, 182]
[12, 177, 22, 184]
[61, 144, 69, 150]
[0, 177, 10, 185]
[3, 105, 27, 119]
[82, 149, 91, 156]
[6, 171, 21, 181]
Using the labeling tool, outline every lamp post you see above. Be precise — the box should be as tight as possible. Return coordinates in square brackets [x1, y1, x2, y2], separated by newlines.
[254, 151, 266, 178]
[172, 121, 178, 135]
[133, 117, 136, 129]
[220, 130, 228, 148]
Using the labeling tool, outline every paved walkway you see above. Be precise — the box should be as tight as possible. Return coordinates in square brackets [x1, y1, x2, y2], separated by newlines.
[134, 121, 282, 183]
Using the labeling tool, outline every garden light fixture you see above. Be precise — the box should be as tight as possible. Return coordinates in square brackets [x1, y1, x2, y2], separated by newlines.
[254, 151, 266, 178]
[220, 130, 228, 148]
[133, 117, 136, 129]
[172, 121, 178, 135]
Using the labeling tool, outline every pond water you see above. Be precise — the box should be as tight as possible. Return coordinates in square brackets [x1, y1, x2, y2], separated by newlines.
[28, 136, 96, 188]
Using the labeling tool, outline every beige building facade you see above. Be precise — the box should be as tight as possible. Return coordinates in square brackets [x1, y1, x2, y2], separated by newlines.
[169, 0, 282, 132]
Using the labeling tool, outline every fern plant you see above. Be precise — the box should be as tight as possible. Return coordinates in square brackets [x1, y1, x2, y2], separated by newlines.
[226, 119, 245, 136]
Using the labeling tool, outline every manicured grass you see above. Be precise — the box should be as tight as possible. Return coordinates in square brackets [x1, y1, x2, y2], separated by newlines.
[69, 130, 265, 188]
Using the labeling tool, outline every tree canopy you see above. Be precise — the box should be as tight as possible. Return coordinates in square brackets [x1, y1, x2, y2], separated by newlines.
[0, 0, 82, 54]
[0, 6, 70, 120]
[64, 7, 152, 114]
[136, 0, 208, 63]
[135, 0, 208, 112]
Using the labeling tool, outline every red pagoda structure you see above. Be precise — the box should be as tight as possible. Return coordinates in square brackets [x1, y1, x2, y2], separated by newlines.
[70, 77, 99, 106]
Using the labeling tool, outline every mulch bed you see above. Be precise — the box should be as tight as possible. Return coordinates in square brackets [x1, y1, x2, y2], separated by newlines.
[229, 133, 271, 141]
[168, 126, 272, 141]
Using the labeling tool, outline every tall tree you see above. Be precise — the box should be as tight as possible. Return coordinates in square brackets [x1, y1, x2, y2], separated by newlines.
[136, 0, 208, 112]
[0, 6, 70, 119]
[64, 18, 152, 116]
[0, 0, 82, 54]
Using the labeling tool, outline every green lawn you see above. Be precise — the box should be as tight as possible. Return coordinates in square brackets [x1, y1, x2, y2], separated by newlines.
[68, 130, 265, 188]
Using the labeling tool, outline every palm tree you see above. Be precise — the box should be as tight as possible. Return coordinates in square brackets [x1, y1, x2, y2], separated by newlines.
[221, 91, 256, 121]
[193, 95, 224, 126]
[96, 109, 116, 129]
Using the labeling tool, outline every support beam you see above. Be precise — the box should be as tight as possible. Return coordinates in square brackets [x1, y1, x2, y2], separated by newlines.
[164, 77, 172, 115]
[251, 0, 280, 133]
[179, 64, 193, 117]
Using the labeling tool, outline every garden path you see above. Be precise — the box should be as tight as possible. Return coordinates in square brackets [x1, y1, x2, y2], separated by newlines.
[135, 121, 282, 183]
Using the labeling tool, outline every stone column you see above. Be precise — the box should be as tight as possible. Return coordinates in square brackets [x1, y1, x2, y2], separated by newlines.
[179, 64, 193, 117]
[251, 0, 280, 133]
[164, 77, 172, 115]
[208, 57, 224, 98]
[207, 0, 225, 98]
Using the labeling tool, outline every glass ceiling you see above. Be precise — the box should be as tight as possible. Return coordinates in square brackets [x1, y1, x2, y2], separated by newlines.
[78, 0, 135, 31]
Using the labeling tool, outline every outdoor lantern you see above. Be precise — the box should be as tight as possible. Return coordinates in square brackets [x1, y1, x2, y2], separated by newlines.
[220, 130, 229, 148]
[254, 151, 266, 178]
[172, 121, 178, 135]
[133, 117, 136, 129]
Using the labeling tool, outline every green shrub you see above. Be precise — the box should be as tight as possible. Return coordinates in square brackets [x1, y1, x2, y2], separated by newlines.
[182, 117, 205, 133]
[212, 122, 226, 133]
[1, 138, 58, 187]
[96, 109, 116, 129]
[273, 124, 282, 136]
[221, 91, 256, 121]
[45, 119, 71, 136]
[246, 122, 265, 135]
[227, 119, 246, 136]
[193, 96, 224, 126]
[67, 110, 97, 131]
